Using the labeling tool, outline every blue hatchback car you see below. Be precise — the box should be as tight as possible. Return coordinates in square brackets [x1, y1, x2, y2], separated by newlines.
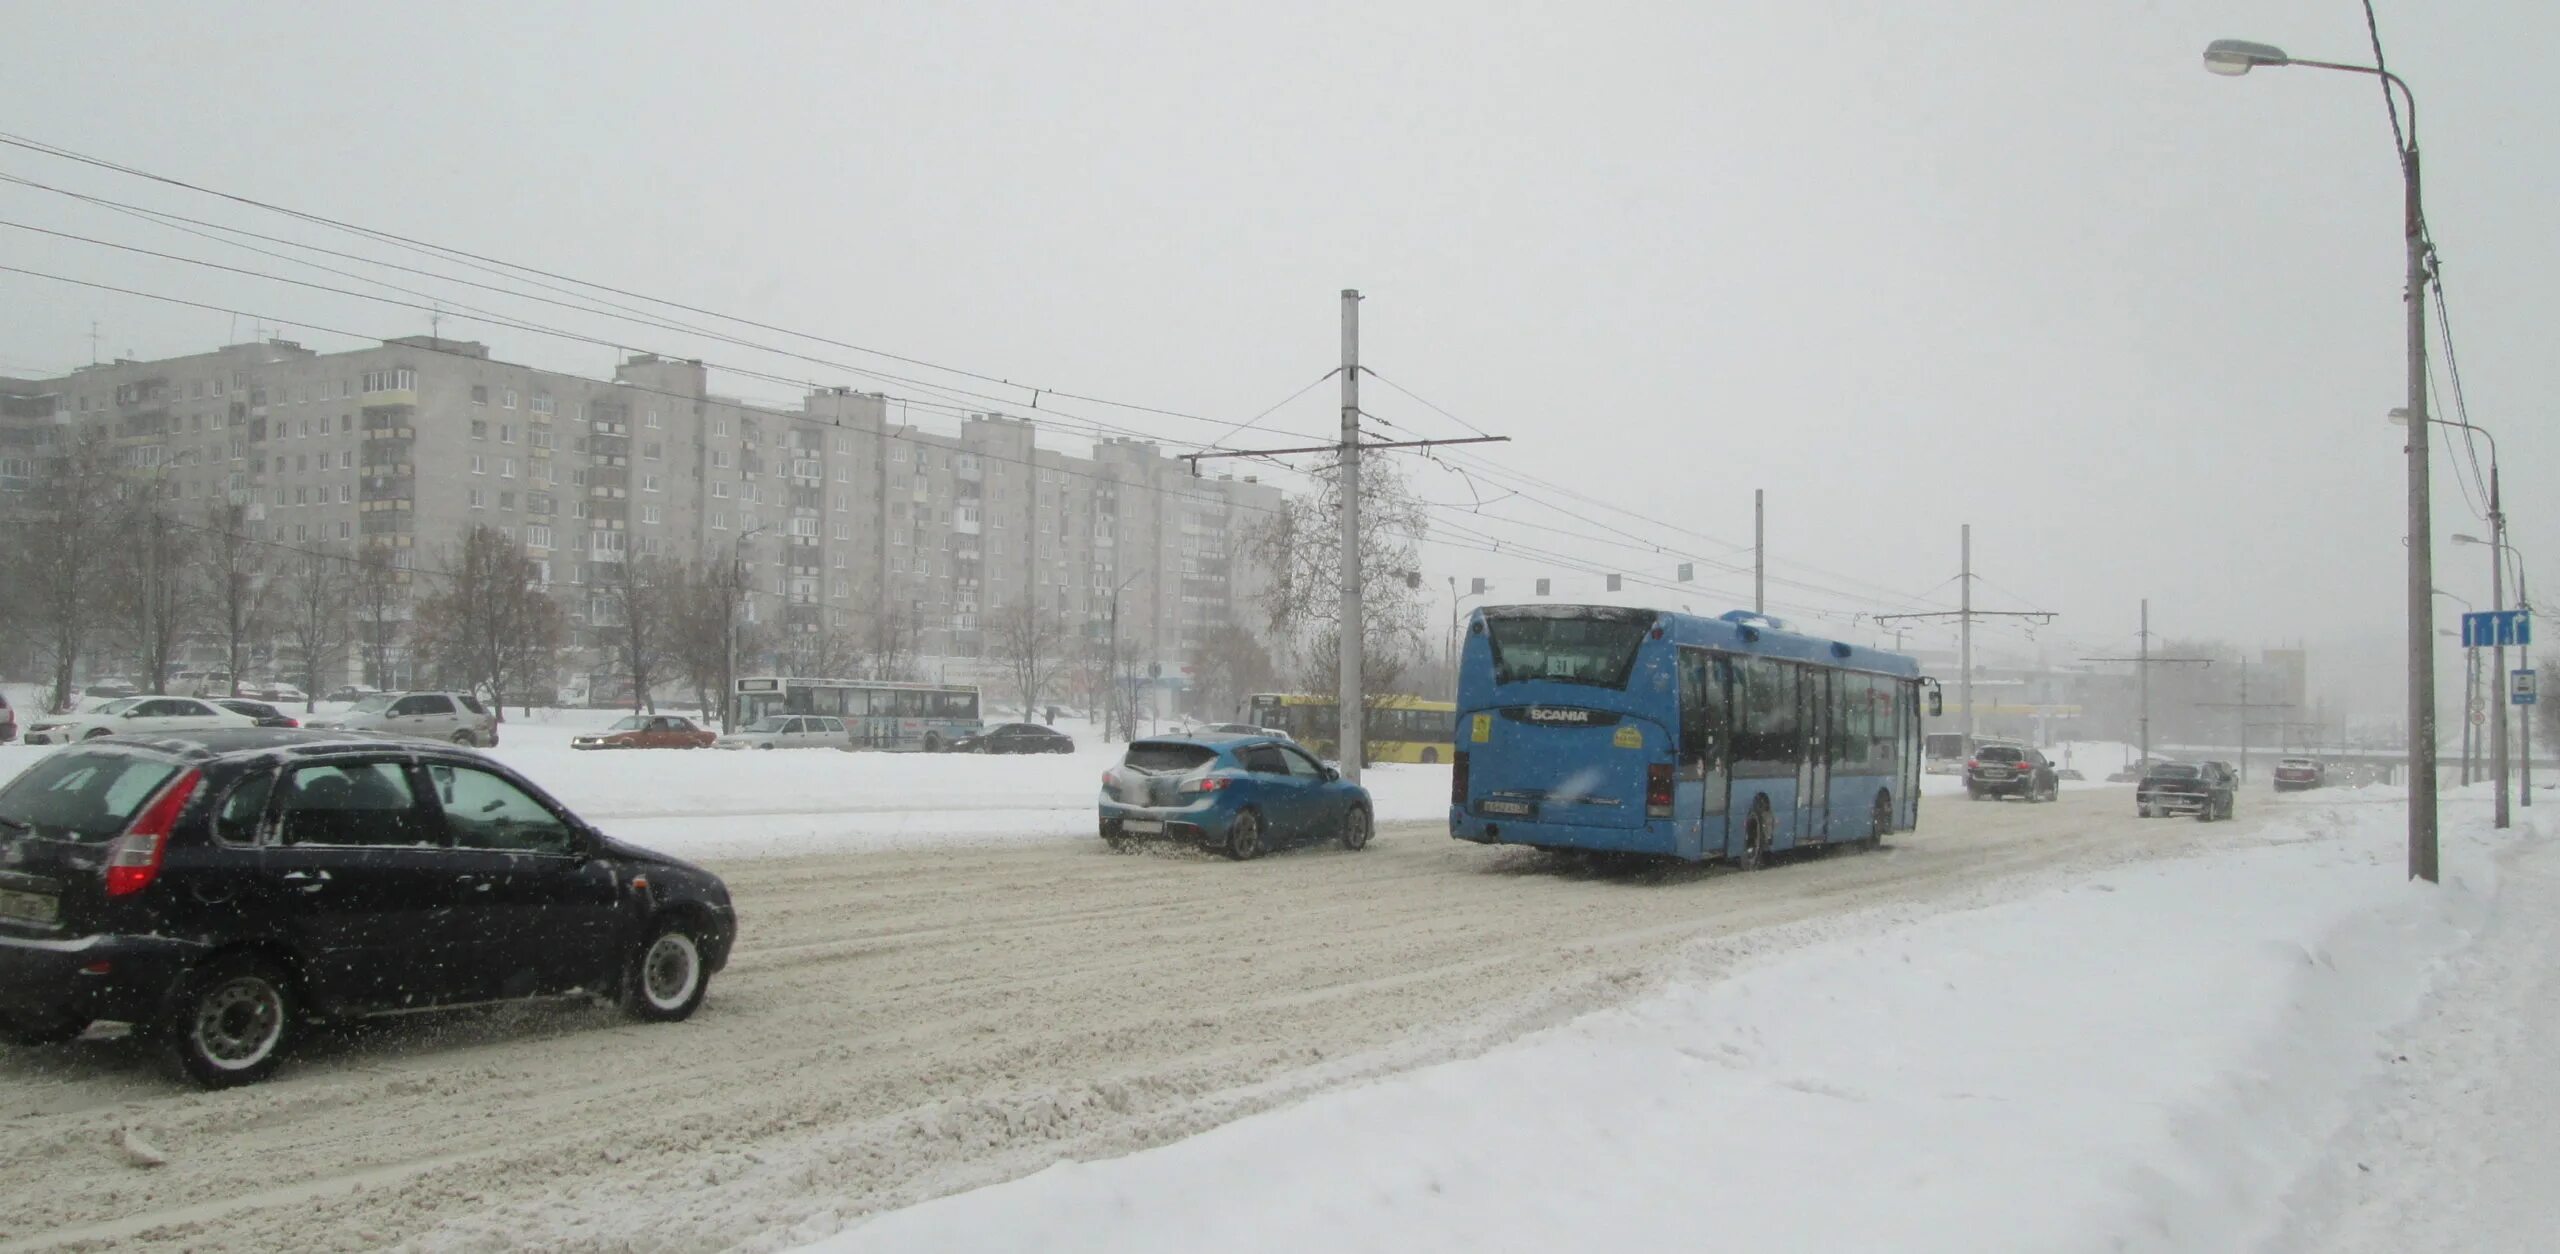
[1098, 735, 1373, 859]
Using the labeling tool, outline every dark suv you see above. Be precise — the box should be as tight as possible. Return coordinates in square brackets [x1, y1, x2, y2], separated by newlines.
[2137, 761, 2236, 821]
[1966, 745, 2059, 802]
[0, 730, 735, 1088]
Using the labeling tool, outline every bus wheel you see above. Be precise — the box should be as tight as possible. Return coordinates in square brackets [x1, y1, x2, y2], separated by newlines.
[1867, 792, 1892, 849]
[1420, 748, 1439, 765]
[923, 733, 943, 754]
[1735, 801, 1772, 871]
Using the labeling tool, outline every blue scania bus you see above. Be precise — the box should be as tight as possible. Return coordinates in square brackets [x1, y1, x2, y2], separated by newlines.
[1452, 606, 1937, 865]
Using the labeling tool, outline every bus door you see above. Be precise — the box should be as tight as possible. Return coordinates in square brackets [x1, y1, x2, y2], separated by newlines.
[1677, 649, 1732, 856]
[1796, 668, 1831, 844]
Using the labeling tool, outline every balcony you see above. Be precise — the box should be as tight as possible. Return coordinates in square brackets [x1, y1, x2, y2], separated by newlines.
[362, 425, 416, 441]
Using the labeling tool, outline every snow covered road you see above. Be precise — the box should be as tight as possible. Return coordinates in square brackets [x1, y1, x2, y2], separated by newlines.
[0, 788, 2242, 1252]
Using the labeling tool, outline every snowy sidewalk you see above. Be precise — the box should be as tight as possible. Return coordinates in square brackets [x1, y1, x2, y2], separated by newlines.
[804, 795, 2520, 1254]
[2272, 793, 2560, 1253]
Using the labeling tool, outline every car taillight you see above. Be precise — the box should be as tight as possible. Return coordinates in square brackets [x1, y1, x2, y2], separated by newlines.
[283, 718, 300, 728]
[104, 767, 202, 899]
[1452, 751, 1469, 804]
[1646, 762, 1674, 817]
[1966, 759, 1980, 771]
[1181, 776, 1230, 793]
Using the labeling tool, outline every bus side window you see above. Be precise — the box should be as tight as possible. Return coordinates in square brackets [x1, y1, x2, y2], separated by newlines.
[1677, 649, 1717, 771]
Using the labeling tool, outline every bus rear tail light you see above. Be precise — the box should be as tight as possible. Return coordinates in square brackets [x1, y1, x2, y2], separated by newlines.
[1646, 763, 1674, 818]
[105, 768, 202, 898]
[1452, 752, 1469, 805]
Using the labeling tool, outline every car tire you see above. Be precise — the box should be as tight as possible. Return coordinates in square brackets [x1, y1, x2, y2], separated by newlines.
[165, 954, 298, 1090]
[1223, 809, 1266, 861]
[1340, 805, 1372, 852]
[1735, 800, 1773, 871]
[623, 918, 711, 1023]
[1420, 748, 1440, 765]
[451, 731, 477, 746]
[2138, 801, 2152, 818]
[923, 733, 944, 754]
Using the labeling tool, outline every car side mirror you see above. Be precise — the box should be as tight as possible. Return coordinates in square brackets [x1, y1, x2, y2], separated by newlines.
[1926, 689, 1943, 717]
[1322, 765, 1341, 782]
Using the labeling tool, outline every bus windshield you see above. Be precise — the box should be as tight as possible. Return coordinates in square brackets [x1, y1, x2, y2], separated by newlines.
[1483, 610, 1654, 689]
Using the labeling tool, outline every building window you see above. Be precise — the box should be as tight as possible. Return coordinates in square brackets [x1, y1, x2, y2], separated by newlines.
[711, 416, 729, 437]
[503, 389, 518, 409]
[711, 449, 730, 469]
[643, 474, 661, 492]
[339, 485, 353, 503]
[469, 489, 486, 509]
[711, 512, 728, 531]
[499, 491, 516, 510]
[790, 516, 819, 538]
[471, 455, 487, 475]
[532, 393, 555, 415]
[501, 458, 516, 478]
[472, 385, 489, 406]
[643, 441, 662, 461]
[711, 481, 730, 499]
[645, 409, 660, 429]
[642, 504, 662, 525]
[340, 450, 354, 469]
[529, 429, 554, 450]
[526, 525, 554, 550]
[338, 522, 351, 539]
[500, 425, 514, 444]
[471, 420, 488, 440]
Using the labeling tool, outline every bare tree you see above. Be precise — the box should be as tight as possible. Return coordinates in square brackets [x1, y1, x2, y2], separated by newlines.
[1299, 626, 1415, 766]
[349, 548, 408, 689]
[279, 545, 355, 712]
[862, 607, 922, 683]
[1246, 455, 1430, 677]
[112, 489, 195, 694]
[412, 525, 563, 715]
[779, 620, 865, 680]
[591, 555, 681, 713]
[198, 500, 275, 696]
[10, 431, 123, 711]
[668, 558, 763, 729]
[1185, 622, 1279, 723]
[991, 601, 1061, 719]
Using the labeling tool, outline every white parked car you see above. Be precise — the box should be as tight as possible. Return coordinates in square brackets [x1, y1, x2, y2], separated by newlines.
[716, 715, 850, 750]
[304, 691, 499, 746]
[19, 695, 257, 744]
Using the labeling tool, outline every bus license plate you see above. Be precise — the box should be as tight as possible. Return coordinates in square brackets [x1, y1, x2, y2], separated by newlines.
[0, 888, 58, 926]
[1479, 799, 1535, 817]
[1122, 820, 1164, 835]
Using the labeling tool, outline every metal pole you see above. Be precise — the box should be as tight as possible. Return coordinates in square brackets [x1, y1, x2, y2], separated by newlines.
[2239, 660, 2250, 785]
[2139, 598, 2150, 768]
[1338, 288, 1365, 780]
[1108, 587, 1121, 742]
[2491, 466, 2510, 827]
[2523, 570, 2534, 808]
[1753, 489, 1765, 615]
[2404, 143, 2441, 883]
[2459, 639, 2474, 786]
[1959, 524, 1973, 754]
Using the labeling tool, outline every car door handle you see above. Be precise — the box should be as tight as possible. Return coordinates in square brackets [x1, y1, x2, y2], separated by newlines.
[280, 870, 332, 881]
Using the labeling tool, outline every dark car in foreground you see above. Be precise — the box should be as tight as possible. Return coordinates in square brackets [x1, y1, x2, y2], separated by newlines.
[0, 730, 735, 1088]
[1966, 745, 2059, 802]
[1099, 734, 1371, 859]
[2137, 761, 2236, 821]
[949, 723, 1076, 755]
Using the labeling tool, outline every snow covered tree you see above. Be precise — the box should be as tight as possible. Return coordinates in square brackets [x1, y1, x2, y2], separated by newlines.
[278, 544, 354, 712]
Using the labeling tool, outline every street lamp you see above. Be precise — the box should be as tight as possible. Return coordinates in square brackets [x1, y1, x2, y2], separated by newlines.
[2454, 528, 2518, 828]
[2206, 38, 2439, 880]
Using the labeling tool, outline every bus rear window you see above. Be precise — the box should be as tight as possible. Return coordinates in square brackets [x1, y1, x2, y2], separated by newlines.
[1483, 611, 1654, 689]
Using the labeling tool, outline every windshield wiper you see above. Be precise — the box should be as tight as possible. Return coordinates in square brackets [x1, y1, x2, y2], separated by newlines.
[0, 815, 30, 835]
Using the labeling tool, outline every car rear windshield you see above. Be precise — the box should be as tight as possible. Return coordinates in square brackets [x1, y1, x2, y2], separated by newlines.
[348, 694, 397, 714]
[2148, 765, 2201, 780]
[1977, 747, 2026, 762]
[2281, 759, 2316, 767]
[1482, 609, 1655, 689]
[0, 751, 185, 844]
[1123, 742, 1218, 774]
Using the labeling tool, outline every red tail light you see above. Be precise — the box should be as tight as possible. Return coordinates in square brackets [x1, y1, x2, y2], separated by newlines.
[1966, 759, 1980, 771]
[104, 767, 202, 898]
[1646, 762, 1674, 817]
[1181, 776, 1230, 793]
[1452, 751, 1469, 804]
[283, 718, 301, 728]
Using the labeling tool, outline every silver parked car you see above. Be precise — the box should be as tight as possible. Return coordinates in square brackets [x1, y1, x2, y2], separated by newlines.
[305, 691, 500, 746]
[716, 715, 850, 750]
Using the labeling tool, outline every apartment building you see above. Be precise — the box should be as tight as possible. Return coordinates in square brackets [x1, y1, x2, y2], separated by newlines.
[0, 337, 1284, 689]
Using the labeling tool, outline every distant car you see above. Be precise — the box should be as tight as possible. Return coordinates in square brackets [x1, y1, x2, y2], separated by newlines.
[0, 729, 736, 1087]
[2138, 761, 2236, 820]
[213, 699, 301, 729]
[243, 681, 308, 705]
[304, 692, 498, 747]
[574, 714, 718, 750]
[1965, 745, 2059, 802]
[715, 715, 850, 750]
[1098, 734, 1372, 860]
[20, 696, 257, 745]
[2273, 757, 2327, 792]
[82, 679, 138, 701]
[948, 723, 1076, 755]
[324, 685, 382, 703]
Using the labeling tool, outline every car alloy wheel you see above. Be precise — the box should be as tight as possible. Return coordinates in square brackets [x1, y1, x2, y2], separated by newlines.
[1224, 810, 1265, 861]
[451, 730, 476, 746]
[1340, 806, 1371, 852]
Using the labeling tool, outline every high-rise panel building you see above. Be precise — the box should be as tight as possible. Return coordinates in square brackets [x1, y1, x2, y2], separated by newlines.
[0, 337, 1284, 692]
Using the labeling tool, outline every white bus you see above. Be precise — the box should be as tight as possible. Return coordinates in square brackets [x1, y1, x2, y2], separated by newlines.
[732, 676, 984, 752]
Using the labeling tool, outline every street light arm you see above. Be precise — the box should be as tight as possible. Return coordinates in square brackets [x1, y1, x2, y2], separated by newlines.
[2283, 60, 2418, 147]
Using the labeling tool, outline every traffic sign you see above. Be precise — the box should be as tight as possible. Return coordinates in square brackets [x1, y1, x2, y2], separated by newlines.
[2515, 668, 2539, 706]
[2461, 610, 2533, 649]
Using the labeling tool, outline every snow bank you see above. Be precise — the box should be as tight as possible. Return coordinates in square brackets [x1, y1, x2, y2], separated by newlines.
[0, 718, 1456, 860]
[809, 799, 2513, 1254]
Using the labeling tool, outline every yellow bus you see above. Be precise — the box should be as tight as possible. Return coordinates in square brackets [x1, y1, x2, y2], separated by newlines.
[1243, 693, 1458, 764]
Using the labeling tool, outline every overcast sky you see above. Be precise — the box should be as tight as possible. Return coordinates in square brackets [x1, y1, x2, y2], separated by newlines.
[3, 1, 2551, 721]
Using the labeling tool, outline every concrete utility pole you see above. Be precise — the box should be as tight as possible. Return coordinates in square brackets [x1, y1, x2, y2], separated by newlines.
[1337, 288, 1365, 781]
[1871, 524, 2055, 752]
[2081, 599, 2212, 770]
[2521, 568, 2534, 809]
[1753, 489, 1765, 615]
[2490, 465, 2511, 828]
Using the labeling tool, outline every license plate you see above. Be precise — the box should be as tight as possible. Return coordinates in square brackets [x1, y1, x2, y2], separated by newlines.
[1479, 799, 1534, 816]
[0, 887, 58, 926]
[1121, 820, 1164, 835]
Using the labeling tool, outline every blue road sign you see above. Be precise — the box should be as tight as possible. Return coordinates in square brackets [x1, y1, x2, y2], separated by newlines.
[2515, 669, 2538, 707]
[2461, 610, 2533, 649]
